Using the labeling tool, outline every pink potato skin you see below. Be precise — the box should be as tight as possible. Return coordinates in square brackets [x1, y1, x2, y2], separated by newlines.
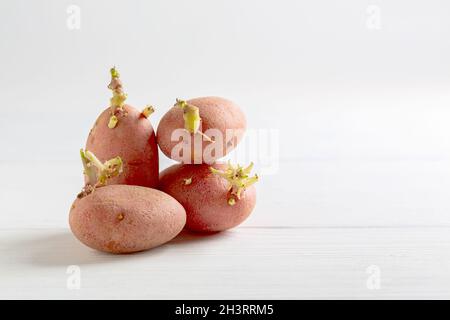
[69, 185, 186, 253]
[86, 104, 159, 188]
[159, 163, 256, 232]
[156, 97, 246, 164]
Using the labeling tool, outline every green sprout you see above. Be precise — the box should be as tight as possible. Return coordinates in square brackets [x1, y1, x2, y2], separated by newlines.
[108, 115, 119, 129]
[78, 149, 123, 197]
[110, 67, 120, 79]
[107, 67, 127, 128]
[141, 105, 155, 118]
[210, 161, 259, 205]
[175, 99, 212, 142]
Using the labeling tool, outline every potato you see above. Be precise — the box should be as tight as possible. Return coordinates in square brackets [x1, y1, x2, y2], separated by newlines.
[69, 184, 186, 253]
[159, 162, 258, 232]
[86, 68, 158, 188]
[87, 104, 158, 187]
[157, 97, 246, 164]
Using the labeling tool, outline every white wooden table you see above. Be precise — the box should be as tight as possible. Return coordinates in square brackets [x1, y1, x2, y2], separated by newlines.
[2, 226, 450, 299]
[2, 88, 450, 299]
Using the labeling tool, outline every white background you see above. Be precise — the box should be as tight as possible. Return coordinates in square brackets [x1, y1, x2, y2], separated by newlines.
[1, 0, 450, 299]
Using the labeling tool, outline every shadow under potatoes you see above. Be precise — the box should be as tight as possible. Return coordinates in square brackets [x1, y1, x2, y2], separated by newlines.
[12, 227, 230, 267]
[170, 228, 229, 245]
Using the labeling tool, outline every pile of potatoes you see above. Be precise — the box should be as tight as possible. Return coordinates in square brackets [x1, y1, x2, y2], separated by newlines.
[69, 68, 258, 254]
